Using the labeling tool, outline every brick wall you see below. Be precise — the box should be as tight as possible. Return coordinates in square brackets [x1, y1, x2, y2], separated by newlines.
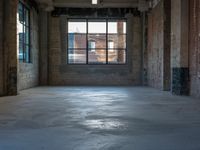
[0, 0, 18, 95]
[147, 0, 164, 89]
[0, 0, 3, 95]
[4, 0, 18, 95]
[47, 15, 142, 86]
[147, 0, 171, 90]
[18, 7, 39, 90]
[132, 16, 143, 85]
[189, 0, 200, 98]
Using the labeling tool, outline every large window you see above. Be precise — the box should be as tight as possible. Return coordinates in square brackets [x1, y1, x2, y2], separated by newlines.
[68, 19, 127, 64]
[17, 2, 31, 63]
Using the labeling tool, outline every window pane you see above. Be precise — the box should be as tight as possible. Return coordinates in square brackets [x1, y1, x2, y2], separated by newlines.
[108, 41, 114, 49]
[88, 49, 106, 64]
[108, 34, 126, 49]
[18, 22, 23, 36]
[108, 21, 126, 34]
[88, 22, 106, 33]
[18, 3, 24, 23]
[88, 34, 106, 48]
[68, 21, 86, 33]
[123, 22, 126, 34]
[24, 8, 29, 26]
[19, 33, 24, 45]
[88, 41, 96, 49]
[68, 33, 86, 48]
[68, 49, 86, 64]
[108, 50, 126, 64]
[25, 45, 30, 62]
[18, 33, 24, 61]
[25, 27, 30, 44]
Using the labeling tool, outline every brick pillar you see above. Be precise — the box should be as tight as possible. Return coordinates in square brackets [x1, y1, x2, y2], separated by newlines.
[163, 0, 171, 91]
[2, 0, 18, 95]
[0, 0, 3, 96]
[171, 0, 189, 95]
[39, 9, 49, 85]
[189, 0, 200, 98]
[117, 21, 125, 63]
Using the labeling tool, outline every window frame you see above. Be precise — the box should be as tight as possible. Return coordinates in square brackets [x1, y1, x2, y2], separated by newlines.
[17, 1, 31, 63]
[67, 18, 127, 65]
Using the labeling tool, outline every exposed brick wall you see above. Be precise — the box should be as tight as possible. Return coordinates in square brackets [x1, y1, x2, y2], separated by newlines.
[4, 0, 18, 95]
[189, 0, 200, 98]
[18, 7, 39, 90]
[147, 0, 164, 89]
[132, 16, 142, 85]
[147, 0, 171, 91]
[39, 11, 48, 85]
[0, 0, 3, 95]
[47, 15, 142, 86]
[0, 0, 18, 96]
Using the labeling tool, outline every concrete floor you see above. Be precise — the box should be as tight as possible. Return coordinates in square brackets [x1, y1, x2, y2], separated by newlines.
[0, 87, 200, 150]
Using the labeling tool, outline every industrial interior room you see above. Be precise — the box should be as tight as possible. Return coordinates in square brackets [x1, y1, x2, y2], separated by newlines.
[0, 0, 200, 149]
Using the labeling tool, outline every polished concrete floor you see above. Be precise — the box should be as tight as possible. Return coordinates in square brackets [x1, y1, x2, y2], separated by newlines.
[0, 86, 200, 150]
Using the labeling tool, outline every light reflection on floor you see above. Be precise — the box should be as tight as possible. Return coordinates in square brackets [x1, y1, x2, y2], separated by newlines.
[82, 119, 127, 130]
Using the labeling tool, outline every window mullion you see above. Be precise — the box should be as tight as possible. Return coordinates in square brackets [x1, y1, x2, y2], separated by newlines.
[67, 19, 69, 64]
[86, 19, 88, 64]
[106, 19, 108, 64]
[23, 6, 25, 63]
[28, 9, 31, 63]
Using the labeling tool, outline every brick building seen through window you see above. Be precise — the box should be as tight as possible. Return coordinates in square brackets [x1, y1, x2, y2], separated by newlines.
[68, 19, 127, 64]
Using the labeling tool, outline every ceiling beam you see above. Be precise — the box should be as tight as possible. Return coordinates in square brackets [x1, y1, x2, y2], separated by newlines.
[53, 2, 139, 8]
[35, 0, 54, 11]
[36, 0, 150, 11]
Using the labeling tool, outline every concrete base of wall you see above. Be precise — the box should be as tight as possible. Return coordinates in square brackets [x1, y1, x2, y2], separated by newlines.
[172, 67, 189, 95]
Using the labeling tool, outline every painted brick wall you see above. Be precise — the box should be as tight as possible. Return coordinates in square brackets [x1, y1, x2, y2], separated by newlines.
[147, 0, 164, 89]
[47, 15, 142, 86]
[189, 0, 200, 98]
[18, 7, 39, 90]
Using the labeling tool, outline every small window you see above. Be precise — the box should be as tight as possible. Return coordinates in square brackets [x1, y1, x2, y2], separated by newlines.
[88, 40, 96, 52]
[108, 40, 114, 52]
[17, 2, 31, 63]
[67, 19, 127, 64]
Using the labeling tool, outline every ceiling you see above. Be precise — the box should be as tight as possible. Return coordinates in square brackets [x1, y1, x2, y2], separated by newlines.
[53, 0, 138, 7]
[35, 0, 150, 11]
